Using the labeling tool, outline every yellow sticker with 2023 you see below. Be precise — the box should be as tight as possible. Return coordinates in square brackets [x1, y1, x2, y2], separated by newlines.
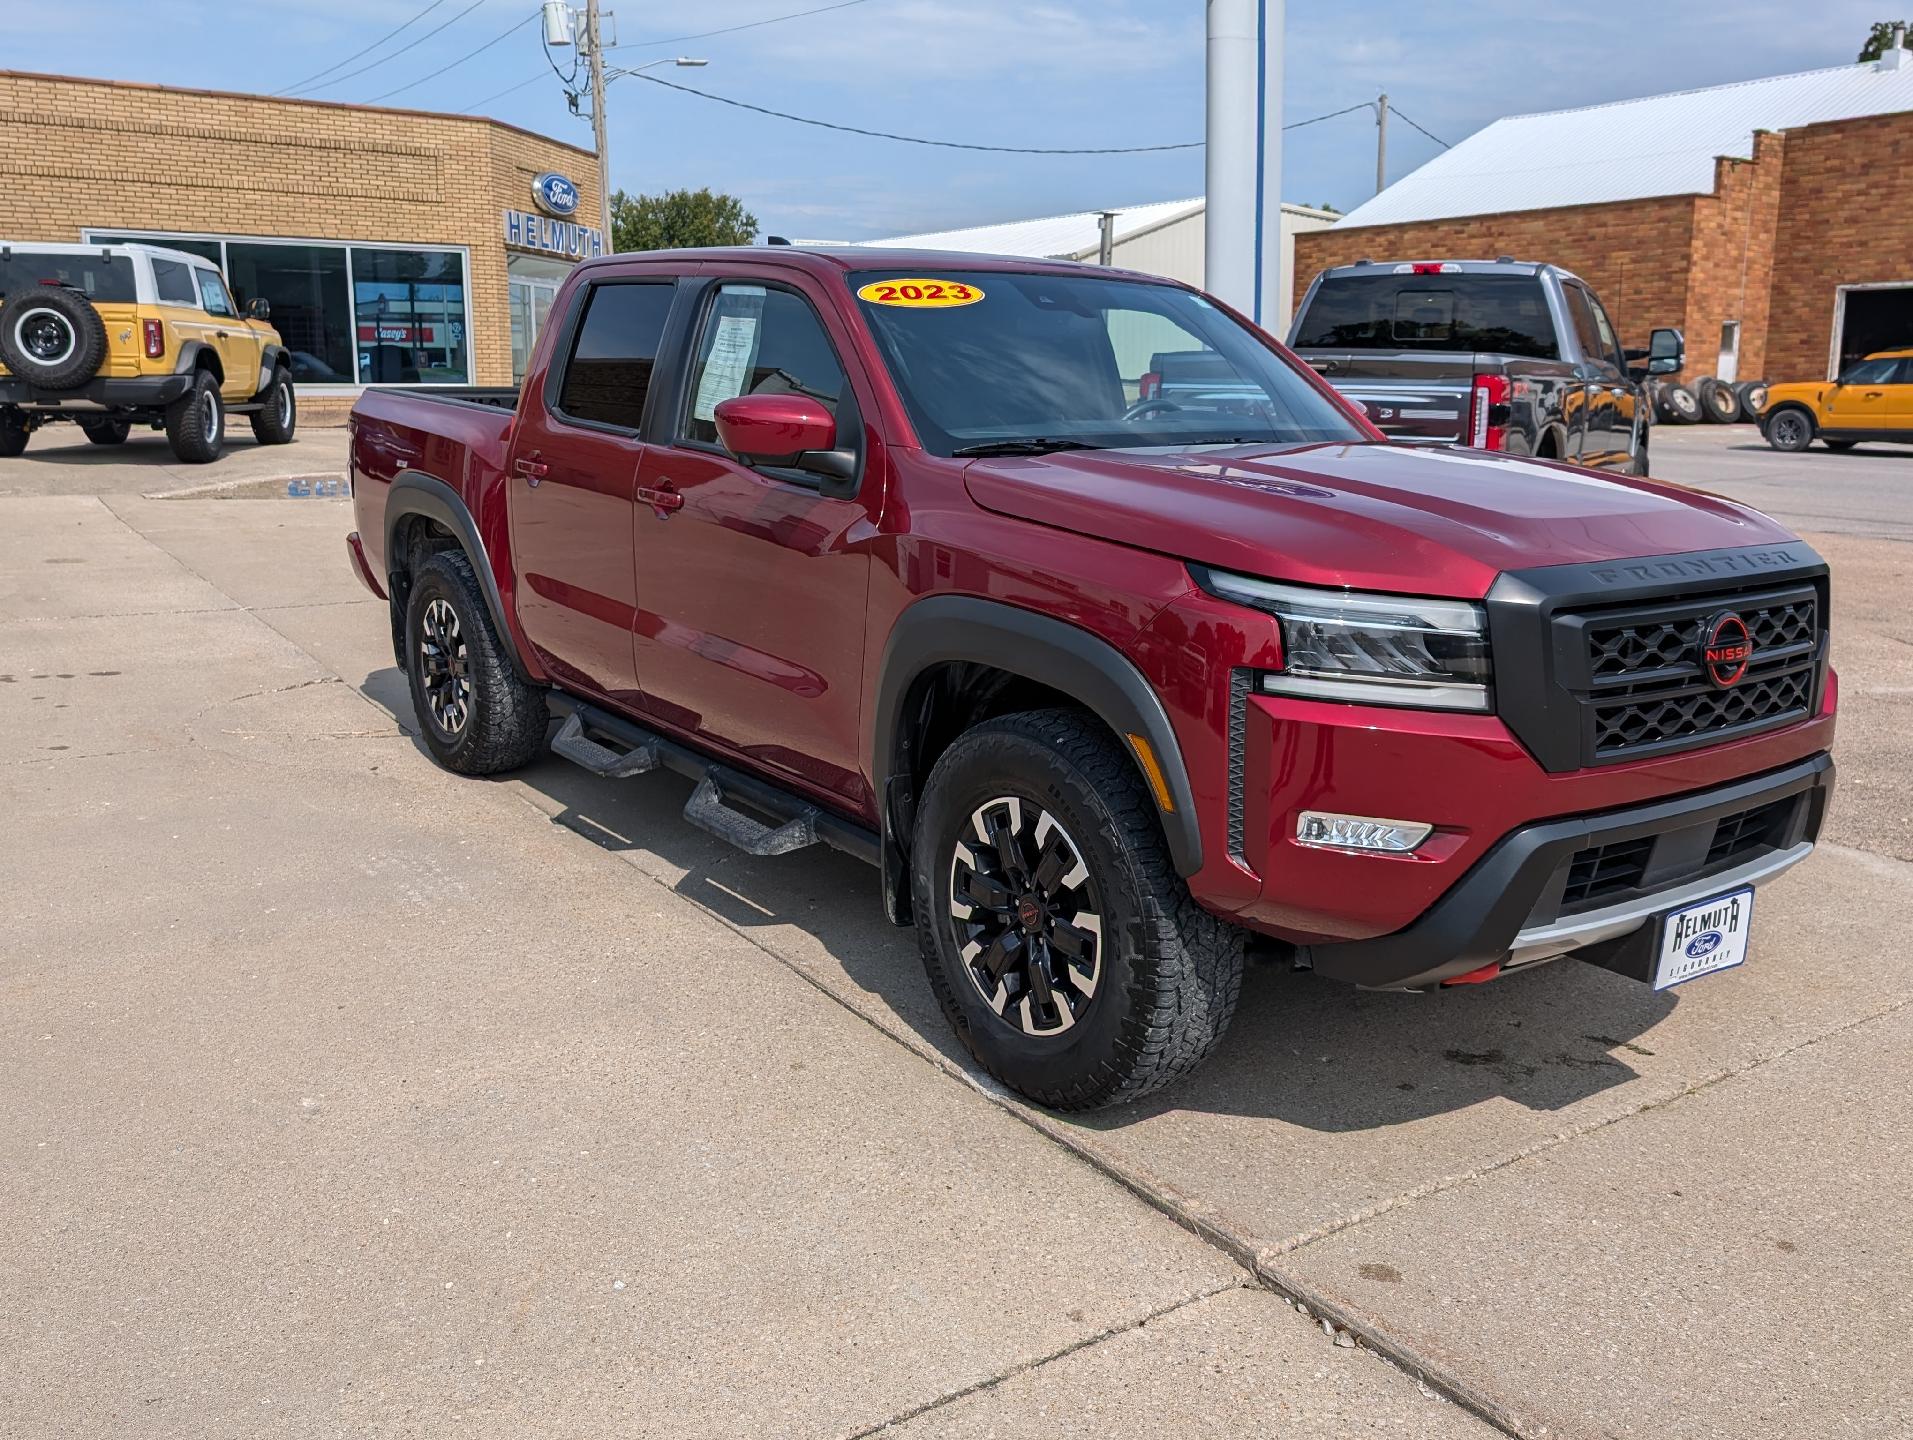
[856, 278, 984, 308]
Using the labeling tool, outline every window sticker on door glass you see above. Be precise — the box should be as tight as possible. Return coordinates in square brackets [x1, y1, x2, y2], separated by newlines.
[692, 288, 766, 421]
[856, 278, 985, 308]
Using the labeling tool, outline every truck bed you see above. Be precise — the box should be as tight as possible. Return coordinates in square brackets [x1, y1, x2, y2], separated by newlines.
[364, 385, 520, 412]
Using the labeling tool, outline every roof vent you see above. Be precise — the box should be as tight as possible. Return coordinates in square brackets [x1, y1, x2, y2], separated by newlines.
[1881, 24, 1908, 70]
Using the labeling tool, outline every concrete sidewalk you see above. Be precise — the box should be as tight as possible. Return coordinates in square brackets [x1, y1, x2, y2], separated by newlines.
[6, 463, 1909, 1438]
[1, 494, 1485, 1437]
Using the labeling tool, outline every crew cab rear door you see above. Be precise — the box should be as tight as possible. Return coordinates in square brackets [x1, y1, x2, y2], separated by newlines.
[507, 269, 680, 703]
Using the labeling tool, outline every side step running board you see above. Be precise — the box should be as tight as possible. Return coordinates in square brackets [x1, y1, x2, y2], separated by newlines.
[543, 694, 880, 868]
[550, 712, 659, 778]
[683, 772, 820, 856]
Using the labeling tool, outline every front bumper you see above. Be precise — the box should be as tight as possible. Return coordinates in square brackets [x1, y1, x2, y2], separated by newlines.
[1301, 751, 1833, 989]
[0, 374, 194, 410]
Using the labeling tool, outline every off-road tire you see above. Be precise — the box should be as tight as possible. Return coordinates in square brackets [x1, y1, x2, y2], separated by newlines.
[1697, 376, 1741, 424]
[1765, 406, 1814, 453]
[1735, 380, 1769, 420]
[912, 708, 1246, 1111]
[80, 417, 130, 445]
[165, 370, 225, 464]
[404, 550, 546, 775]
[1626, 440, 1650, 477]
[249, 368, 297, 445]
[0, 286, 107, 390]
[0, 408, 27, 458]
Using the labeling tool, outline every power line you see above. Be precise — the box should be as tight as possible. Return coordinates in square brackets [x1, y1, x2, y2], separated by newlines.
[606, 0, 873, 51]
[361, 10, 540, 105]
[464, 69, 550, 112]
[623, 76, 1383, 154]
[627, 73, 1202, 153]
[274, 0, 452, 96]
[1390, 107, 1450, 148]
[1283, 101, 1374, 132]
[284, 0, 491, 98]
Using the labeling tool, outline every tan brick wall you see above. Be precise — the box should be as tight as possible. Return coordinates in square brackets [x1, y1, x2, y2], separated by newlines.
[1765, 109, 1913, 381]
[1291, 196, 1699, 375]
[0, 70, 599, 387]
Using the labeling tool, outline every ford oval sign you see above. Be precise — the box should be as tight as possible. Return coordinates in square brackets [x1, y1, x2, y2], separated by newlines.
[1684, 930, 1724, 960]
[533, 172, 580, 219]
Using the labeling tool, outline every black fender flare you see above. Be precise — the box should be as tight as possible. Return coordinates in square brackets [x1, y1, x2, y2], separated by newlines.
[382, 471, 534, 682]
[171, 339, 223, 383]
[871, 595, 1203, 888]
[256, 343, 290, 394]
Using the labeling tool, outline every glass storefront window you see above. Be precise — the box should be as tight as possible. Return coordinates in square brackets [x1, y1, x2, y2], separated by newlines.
[351, 248, 470, 384]
[82, 232, 476, 387]
[226, 242, 354, 383]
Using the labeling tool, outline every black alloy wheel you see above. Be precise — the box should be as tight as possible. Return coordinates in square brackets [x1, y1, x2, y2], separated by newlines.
[417, 596, 471, 738]
[1766, 408, 1813, 453]
[948, 795, 1104, 1037]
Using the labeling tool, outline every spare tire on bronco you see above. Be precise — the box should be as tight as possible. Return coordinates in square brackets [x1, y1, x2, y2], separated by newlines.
[0, 285, 107, 390]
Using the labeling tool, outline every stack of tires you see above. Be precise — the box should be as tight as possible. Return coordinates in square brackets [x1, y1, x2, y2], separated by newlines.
[1651, 376, 1769, 426]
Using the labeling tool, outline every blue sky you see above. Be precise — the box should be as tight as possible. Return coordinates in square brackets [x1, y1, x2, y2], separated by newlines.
[1, 1, 1893, 239]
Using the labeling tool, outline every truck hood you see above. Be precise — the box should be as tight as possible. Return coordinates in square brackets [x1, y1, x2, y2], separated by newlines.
[962, 441, 1796, 597]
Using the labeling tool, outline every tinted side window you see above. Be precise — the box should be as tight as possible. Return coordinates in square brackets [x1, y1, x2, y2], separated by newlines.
[1584, 293, 1624, 369]
[682, 284, 846, 446]
[1293, 273, 1558, 359]
[1562, 285, 1604, 361]
[555, 281, 674, 429]
[195, 269, 234, 316]
[1893, 359, 1913, 385]
[1841, 357, 1901, 385]
[152, 258, 197, 306]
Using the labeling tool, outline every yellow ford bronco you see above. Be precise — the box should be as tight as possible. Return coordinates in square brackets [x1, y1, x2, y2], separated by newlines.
[0, 241, 296, 463]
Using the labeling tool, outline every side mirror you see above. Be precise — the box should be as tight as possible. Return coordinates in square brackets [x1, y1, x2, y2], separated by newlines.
[244, 297, 271, 321]
[713, 393, 856, 488]
[1646, 326, 1683, 375]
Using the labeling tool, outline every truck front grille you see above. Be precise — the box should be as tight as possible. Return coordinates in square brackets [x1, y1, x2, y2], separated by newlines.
[1574, 585, 1820, 762]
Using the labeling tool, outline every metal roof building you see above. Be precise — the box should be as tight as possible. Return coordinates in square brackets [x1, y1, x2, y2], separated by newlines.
[1297, 52, 1913, 388]
[823, 198, 1339, 325]
[1338, 59, 1913, 229]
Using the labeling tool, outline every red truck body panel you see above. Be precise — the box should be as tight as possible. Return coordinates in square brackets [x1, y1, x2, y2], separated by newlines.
[347, 246, 1836, 973]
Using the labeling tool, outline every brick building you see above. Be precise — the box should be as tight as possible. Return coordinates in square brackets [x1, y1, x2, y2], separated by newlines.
[1293, 55, 1913, 385]
[0, 70, 605, 414]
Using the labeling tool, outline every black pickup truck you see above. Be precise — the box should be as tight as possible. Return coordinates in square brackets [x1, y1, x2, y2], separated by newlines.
[1287, 259, 1684, 473]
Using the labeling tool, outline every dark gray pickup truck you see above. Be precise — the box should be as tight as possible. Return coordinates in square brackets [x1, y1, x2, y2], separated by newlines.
[1287, 259, 1684, 473]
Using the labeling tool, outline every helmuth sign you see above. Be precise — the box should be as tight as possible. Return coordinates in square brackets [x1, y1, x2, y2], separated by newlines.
[503, 209, 605, 259]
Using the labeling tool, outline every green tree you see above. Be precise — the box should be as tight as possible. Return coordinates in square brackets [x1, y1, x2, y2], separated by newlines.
[610, 187, 758, 253]
[1857, 19, 1911, 60]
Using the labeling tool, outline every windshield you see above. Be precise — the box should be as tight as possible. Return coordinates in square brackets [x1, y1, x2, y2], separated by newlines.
[850, 269, 1364, 456]
[0, 250, 136, 304]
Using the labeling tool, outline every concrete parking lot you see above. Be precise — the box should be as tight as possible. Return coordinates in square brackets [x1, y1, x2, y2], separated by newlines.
[4, 422, 1910, 1438]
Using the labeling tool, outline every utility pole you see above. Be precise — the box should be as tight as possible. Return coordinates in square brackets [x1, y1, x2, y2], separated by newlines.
[585, 0, 613, 251]
[1375, 92, 1388, 195]
[1097, 211, 1117, 266]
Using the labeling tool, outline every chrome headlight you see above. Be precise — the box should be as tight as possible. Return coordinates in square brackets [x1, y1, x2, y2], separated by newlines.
[1192, 567, 1493, 712]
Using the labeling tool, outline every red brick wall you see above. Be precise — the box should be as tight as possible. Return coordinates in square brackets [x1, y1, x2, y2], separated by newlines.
[1684, 130, 1784, 381]
[1765, 109, 1913, 381]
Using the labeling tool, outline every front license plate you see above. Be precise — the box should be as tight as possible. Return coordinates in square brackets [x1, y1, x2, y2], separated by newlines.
[1655, 887, 1754, 990]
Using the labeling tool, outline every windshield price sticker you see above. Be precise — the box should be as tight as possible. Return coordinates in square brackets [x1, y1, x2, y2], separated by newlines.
[857, 279, 984, 308]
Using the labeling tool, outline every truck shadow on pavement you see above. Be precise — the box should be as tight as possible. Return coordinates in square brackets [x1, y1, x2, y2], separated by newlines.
[364, 672, 1677, 1134]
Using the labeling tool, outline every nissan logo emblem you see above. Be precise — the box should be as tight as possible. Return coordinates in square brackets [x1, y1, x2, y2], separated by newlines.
[1701, 611, 1753, 688]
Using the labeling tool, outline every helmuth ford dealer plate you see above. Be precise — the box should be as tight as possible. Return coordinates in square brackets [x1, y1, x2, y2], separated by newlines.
[1655, 887, 1754, 990]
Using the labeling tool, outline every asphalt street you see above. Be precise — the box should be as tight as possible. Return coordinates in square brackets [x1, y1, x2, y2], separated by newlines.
[3, 421, 1909, 1438]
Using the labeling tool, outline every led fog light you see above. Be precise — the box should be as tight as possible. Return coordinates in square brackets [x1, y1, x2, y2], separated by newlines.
[1296, 810, 1433, 853]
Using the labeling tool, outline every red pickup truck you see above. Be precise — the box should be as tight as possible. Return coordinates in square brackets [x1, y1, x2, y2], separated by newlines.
[346, 247, 1835, 1110]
